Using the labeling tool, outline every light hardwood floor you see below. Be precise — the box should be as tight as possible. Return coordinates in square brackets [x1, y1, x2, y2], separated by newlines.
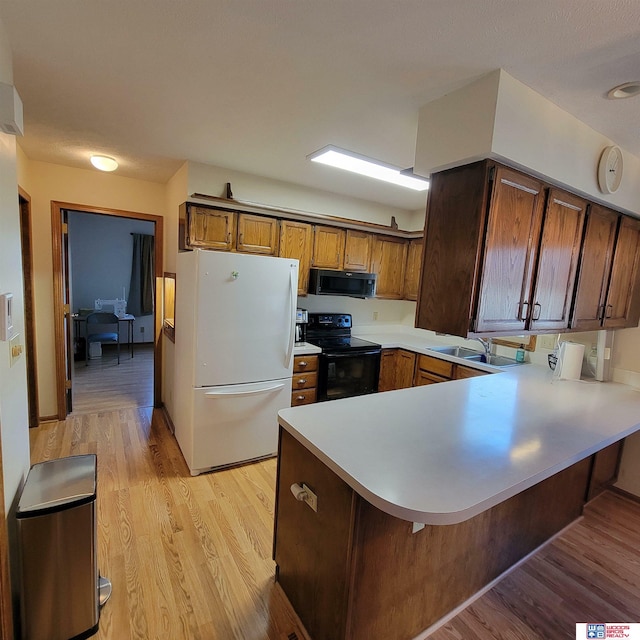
[72, 344, 154, 414]
[29, 406, 640, 640]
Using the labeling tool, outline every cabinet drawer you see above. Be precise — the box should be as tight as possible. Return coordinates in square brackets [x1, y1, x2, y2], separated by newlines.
[416, 354, 454, 378]
[291, 389, 317, 406]
[292, 372, 317, 390]
[414, 370, 449, 386]
[294, 355, 318, 373]
[455, 364, 488, 380]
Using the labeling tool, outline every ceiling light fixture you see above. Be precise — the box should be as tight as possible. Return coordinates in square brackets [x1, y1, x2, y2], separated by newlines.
[307, 145, 429, 191]
[607, 82, 640, 99]
[90, 155, 118, 172]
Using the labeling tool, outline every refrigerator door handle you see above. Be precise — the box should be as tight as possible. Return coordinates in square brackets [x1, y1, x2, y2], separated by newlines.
[284, 266, 296, 368]
[204, 383, 286, 398]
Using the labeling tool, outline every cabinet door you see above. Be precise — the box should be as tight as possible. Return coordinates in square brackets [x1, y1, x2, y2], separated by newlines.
[475, 167, 545, 333]
[396, 350, 417, 389]
[370, 236, 408, 299]
[189, 206, 236, 251]
[312, 226, 345, 270]
[280, 221, 313, 295]
[604, 216, 640, 328]
[237, 214, 279, 255]
[414, 370, 448, 386]
[455, 364, 487, 380]
[378, 349, 397, 392]
[529, 189, 586, 331]
[403, 238, 423, 301]
[571, 205, 618, 330]
[344, 230, 372, 272]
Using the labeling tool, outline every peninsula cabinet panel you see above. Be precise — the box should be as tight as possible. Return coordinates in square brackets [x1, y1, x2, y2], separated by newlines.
[185, 205, 236, 251]
[274, 428, 591, 640]
[474, 166, 545, 333]
[604, 216, 640, 329]
[344, 230, 372, 271]
[236, 213, 279, 255]
[312, 225, 345, 270]
[279, 220, 313, 294]
[528, 189, 586, 331]
[403, 238, 423, 301]
[571, 205, 619, 330]
[370, 235, 408, 299]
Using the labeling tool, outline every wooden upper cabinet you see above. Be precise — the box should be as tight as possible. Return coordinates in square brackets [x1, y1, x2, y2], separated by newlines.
[344, 230, 372, 272]
[403, 238, 423, 301]
[571, 205, 619, 330]
[237, 214, 279, 255]
[370, 235, 408, 299]
[312, 226, 345, 270]
[604, 216, 640, 328]
[279, 220, 313, 295]
[528, 189, 586, 331]
[186, 205, 236, 251]
[474, 167, 545, 333]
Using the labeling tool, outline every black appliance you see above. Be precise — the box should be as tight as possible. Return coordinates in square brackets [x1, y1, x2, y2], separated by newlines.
[309, 269, 376, 298]
[306, 313, 381, 401]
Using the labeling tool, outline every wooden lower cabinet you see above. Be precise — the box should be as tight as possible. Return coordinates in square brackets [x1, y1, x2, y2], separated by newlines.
[455, 364, 488, 379]
[291, 355, 318, 406]
[413, 353, 453, 385]
[378, 349, 416, 391]
[274, 429, 592, 640]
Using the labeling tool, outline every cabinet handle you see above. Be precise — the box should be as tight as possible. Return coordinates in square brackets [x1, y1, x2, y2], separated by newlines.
[518, 301, 529, 321]
[297, 378, 307, 385]
[226, 232, 231, 243]
[598, 305, 606, 321]
[533, 302, 542, 321]
[239, 232, 244, 245]
[605, 304, 613, 319]
[296, 395, 306, 401]
[298, 361, 308, 367]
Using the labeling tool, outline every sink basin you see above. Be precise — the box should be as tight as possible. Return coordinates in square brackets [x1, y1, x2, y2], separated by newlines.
[427, 346, 484, 358]
[427, 345, 523, 368]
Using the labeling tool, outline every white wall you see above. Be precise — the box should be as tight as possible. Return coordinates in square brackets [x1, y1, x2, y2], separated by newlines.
[0, 13, 31, 620]
[415, 69, 640, 216]
[68, 212, 155, 341]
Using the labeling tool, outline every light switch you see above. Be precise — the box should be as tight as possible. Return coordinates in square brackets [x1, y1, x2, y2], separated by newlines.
[9, 333, 22, 367]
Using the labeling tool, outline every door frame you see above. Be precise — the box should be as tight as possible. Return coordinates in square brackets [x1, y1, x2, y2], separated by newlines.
[51, 201, 164, 420]
[18, 188, 40, 427]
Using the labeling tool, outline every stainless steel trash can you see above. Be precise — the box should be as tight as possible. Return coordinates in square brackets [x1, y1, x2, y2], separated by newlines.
[16, 454, 110, 640]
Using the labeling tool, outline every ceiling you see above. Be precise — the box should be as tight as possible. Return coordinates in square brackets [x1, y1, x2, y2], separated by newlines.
[1, 0, 639, 211]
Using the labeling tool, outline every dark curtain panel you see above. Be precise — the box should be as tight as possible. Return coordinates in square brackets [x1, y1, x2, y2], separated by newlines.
[129, 233, 155, 316]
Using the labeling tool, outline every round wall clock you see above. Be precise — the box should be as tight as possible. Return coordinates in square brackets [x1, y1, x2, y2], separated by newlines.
[597, 145, 623, 194]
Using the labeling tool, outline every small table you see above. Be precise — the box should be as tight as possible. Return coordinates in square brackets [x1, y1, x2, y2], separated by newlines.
[72, 313, 136, 358]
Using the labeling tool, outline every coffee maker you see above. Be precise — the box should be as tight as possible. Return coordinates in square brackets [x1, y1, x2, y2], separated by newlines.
[295, 308, 308, 343]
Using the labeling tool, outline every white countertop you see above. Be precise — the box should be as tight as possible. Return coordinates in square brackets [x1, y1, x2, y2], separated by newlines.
[278, 351, 640, 525]
[293, 342, 322, 356]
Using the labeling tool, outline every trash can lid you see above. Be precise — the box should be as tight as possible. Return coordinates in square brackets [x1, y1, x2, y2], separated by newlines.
[17, 454, 97, 516]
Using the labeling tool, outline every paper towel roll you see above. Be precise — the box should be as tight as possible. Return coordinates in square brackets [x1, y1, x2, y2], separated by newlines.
[555, 341, 585, 381]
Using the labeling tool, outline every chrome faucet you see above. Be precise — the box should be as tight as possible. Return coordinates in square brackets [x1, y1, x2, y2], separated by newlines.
[469, 337, 493, 356]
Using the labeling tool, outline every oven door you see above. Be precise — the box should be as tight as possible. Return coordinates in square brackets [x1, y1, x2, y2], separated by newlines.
[317, 349, 381, 402]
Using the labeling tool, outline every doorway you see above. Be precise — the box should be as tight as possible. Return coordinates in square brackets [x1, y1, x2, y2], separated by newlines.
[52, 202, 164, 420]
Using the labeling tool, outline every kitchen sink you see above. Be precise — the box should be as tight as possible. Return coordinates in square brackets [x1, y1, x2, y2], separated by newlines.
[427, 345, 523, 368]
[427, 345, 485, 358]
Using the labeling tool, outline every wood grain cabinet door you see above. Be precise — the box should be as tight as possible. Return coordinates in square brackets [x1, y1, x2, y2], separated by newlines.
[378, 349, 397, 392]
[237, 214, 279, 255]
[529, 189, 586, 331]
[344, 230, 372, 271]
[396, 350, 417, 388]
[279, 220, 313, 294]
[604, 216, 640, 328]
[475, 167, 545, 333]
[312, 225, 345, 270]
[403, 238, 423, 301]
[188, 206, 236, 251]
[571, 205, 618, 330]
[370, 236, 408, 299]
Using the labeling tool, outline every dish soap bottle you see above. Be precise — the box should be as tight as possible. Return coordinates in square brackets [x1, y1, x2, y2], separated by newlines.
[516, 344, 525, 363]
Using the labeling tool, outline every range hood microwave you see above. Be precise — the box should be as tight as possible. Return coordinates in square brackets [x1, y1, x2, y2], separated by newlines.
[309, 269, 376, 298]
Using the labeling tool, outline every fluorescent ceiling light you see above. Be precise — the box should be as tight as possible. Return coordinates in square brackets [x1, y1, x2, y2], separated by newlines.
[308, 145, 429, 191]
[90, 155, 118, 172]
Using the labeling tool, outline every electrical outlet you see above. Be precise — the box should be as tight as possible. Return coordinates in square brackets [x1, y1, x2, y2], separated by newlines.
[140, 326, 144, 333]
[538, 334, 557, 350]
[373, 311, 379, 321]
[9, 333, 22, 367]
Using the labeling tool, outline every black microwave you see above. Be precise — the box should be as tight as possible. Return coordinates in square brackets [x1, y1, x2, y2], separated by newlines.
[309, 269, 376, 298]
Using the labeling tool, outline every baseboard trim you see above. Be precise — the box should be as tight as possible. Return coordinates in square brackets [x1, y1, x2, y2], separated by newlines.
[608, 485, 640, 505]
[38, 415, 59, 424]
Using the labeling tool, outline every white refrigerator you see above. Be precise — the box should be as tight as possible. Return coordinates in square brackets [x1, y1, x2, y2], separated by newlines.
[172, 249, 298, 475]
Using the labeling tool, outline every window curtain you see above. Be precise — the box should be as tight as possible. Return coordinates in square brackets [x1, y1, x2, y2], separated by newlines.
[128, 233, 155, 316]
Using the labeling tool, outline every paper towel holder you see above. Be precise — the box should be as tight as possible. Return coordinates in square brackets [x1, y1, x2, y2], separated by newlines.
[554, 341, 585, 381]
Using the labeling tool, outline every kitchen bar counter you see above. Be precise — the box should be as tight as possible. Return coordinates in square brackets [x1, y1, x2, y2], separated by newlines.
[278, 362, 640, 525]
[274, 347, 640, 640]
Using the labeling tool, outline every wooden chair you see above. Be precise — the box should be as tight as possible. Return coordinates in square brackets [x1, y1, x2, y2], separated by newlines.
[85, 312, 120, 365]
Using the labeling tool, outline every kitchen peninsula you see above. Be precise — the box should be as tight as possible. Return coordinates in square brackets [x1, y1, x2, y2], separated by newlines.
[273, 358, 640, 640]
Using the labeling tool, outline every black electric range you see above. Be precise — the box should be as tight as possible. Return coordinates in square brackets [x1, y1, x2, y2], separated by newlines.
[306, 313, 381, 401]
